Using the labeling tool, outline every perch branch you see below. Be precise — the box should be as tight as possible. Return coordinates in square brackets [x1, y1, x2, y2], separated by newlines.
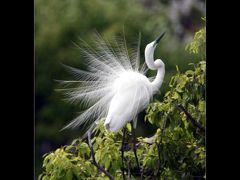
[153, 115, 168, 179]
[140, 166, 144, 179]
[127, 159, 131, 180]
[131, 121, 140, 174]
[87, 133, 114, 180]
[121, 128, 126, 180]
[175, 103, 205, 132]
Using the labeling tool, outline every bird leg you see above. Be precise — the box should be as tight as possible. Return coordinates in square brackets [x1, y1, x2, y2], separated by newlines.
[121, 127, 126, 180]
[87, 132, 114, 180]
[131, 121, 140, 173]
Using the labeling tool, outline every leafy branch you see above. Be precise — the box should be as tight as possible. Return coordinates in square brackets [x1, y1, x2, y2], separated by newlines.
[87, 134, 114, 180]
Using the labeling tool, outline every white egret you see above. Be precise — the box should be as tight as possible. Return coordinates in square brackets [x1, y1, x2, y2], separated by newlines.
[60, 32, 165, 134]
[59, 32, 165, 177]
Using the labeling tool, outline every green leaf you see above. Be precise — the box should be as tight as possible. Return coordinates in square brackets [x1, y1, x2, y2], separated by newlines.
[176, 65, 180, 73]
[105, 156, 111, 169]
[126, 123, 131, 132]
[95, 150, 101, 163]
[198, 100, 205, 112]
[172, 92, 180, 100]
[66, 170, 73, 180]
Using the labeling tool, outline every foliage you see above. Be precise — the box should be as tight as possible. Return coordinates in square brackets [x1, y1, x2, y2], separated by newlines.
[186, 26, 206, 56]
[39, 27, 206, 179]
[38, 145, 95, 180]
[145, 61, 206, 179]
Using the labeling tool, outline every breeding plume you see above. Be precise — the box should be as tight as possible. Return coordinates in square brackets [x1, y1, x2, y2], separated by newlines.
[59, 32, 165, 136]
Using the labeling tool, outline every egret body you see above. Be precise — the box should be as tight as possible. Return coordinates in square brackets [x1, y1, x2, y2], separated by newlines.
[105, 32, 165, 132]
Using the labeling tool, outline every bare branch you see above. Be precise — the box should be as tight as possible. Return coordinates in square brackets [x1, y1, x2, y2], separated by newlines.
[175, 103, 205, 132]
[121, 128, 126, 180]
[153, 115, 168, 179]
[131, 121, 140, 174]
[140, 166, 144, 179]
[127, 159, 131, 180]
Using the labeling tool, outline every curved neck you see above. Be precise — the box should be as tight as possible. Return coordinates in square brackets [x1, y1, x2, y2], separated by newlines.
[151, 65, 165, 92]
[145, 42, 158, 70]
[145, 41, 165, 92]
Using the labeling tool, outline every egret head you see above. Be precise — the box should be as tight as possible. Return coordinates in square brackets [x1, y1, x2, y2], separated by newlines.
[153, 32, 165, 47]
[145, 32, 166, 70]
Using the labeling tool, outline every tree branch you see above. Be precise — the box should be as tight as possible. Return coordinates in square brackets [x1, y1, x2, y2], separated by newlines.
[140, 166, 144, 179]
[121, 128, 126, 180]
[175, 103, 205, 132]
[87, 133, 114, 180]
[127, 159, 131, 180]
[131, 121, 140, 174]
[153, 115, 168, 180]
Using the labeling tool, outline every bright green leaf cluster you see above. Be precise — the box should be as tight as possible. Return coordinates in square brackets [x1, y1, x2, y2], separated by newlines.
[38, 144, 96, 180]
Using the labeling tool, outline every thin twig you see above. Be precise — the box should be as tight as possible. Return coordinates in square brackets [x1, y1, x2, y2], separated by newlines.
[127, 159, 131, 180]
[87, 133, 114, 180]
[121, 128, 126, 180]
[140, 166, 144, 179]
[175, 103, 205, 132]
[153, 116, 168, 180]
[131, 121, 140, 174]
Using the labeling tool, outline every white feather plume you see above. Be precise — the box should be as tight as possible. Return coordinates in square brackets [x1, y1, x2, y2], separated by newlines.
[58, 33, 156, 136]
